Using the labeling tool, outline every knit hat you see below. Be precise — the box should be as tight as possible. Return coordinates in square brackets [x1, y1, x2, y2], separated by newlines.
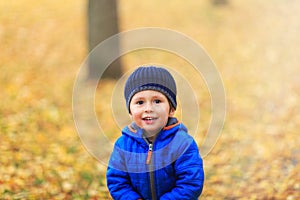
[124, 66, 177, 112]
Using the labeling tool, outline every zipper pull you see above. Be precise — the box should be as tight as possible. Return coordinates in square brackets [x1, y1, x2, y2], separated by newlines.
[146, 143, 153, 165]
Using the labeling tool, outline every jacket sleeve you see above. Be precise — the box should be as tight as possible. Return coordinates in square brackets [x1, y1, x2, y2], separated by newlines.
[160, 140, 204, 200]
[106, 138, 142, 200]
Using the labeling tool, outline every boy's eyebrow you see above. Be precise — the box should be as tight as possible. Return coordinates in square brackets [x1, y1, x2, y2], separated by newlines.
[152, 93, 166, 98]
[152, 95, 164, 99]
[132, 96, 145, 100]
[134, 95, 164, 99]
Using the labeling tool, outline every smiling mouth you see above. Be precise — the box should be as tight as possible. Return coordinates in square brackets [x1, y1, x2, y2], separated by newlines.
[142, 117, 157, 121]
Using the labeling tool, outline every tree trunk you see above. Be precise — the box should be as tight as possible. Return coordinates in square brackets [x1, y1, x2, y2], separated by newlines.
[87, 0, 122, 80]
[212, 0, 228, 6]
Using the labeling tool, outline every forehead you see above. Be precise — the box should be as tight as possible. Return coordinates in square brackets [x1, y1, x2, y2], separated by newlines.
[131, 90, 167, 99]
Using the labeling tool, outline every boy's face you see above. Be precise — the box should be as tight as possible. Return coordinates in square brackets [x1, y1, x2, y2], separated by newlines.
[129, 90, 175, 137]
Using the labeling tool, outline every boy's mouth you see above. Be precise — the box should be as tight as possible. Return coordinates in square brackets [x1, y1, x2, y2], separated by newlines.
[142, 117, 157, 121]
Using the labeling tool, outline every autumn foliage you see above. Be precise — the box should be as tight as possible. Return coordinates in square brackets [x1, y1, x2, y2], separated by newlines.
[0, 0, 299, 199]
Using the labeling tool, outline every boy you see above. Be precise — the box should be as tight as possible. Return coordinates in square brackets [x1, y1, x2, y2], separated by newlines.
[106, 66, 204, 200]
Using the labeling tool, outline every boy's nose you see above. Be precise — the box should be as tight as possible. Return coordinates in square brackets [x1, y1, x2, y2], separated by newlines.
[145, 102, 153, 112]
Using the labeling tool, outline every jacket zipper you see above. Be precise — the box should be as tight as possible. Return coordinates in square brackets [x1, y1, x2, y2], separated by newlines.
[146, 143, 153, 164]
[145, 140, 157, 200]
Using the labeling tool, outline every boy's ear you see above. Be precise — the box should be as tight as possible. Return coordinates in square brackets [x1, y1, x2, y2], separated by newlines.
[169, 107, 175, 117]
[129, 113, 133, 119]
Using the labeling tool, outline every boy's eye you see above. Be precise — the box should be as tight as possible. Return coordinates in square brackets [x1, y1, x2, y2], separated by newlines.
[136, 100, 144, 105]
[154, 99, 161, 104]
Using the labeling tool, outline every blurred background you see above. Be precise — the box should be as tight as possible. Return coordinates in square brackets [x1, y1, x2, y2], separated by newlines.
[1, 0, 299, 199]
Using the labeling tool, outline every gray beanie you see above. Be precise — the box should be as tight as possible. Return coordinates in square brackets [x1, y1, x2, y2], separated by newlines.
[124, 66, 177, 112]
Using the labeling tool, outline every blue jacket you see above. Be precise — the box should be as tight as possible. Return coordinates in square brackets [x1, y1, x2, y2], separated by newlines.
[106, 118, 204, 200]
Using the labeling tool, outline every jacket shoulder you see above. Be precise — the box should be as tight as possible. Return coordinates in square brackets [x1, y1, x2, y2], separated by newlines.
[174, 123, 194, 140]
[114, 134, 132, 148]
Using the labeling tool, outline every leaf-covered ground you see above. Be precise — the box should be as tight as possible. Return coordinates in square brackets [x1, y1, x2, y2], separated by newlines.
[1, 0, 299, 199]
